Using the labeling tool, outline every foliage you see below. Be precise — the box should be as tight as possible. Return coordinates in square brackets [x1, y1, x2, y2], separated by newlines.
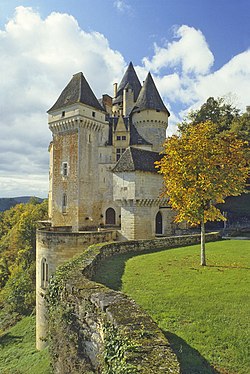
[96, 240, 250, 374]
[178, 97, 240, 133]
[156, 121, 249, 264]
[0, 315, 51, 374]
[0, 199, 48, 331]
[178, 96, 250, 145]
[103, 322, 138, 374]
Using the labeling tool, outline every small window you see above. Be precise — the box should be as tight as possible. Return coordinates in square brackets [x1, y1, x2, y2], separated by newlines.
[122, 148, 126, 153]
[62, 193, 67, 213]
[92, 111, 96, 117]
[62, 111, 65, 117]
[117, 136, 121, 140]
[122, 135, 126, 140]
[62, 162, 68, 177]
[88, 134, 91, 143]
[41, 258, 49, 288]
[116, 148, 121, 161]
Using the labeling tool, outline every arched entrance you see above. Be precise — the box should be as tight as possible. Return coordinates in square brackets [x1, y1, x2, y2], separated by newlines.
[155, 211, 163, 234]
[105, 207, 116, 225]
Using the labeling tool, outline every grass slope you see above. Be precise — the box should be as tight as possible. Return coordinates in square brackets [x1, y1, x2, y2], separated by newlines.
[0, 315, 51, 374]
[94, 240, 250, 374]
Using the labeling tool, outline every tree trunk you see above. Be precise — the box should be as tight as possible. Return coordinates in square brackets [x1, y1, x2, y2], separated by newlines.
[200, 216, 206, 266]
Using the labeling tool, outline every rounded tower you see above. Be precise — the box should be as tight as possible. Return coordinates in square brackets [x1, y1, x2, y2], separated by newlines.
[131, 73, 170, 152]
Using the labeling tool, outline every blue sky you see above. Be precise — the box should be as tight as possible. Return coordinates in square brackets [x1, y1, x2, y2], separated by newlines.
[0, 0, 250, 197]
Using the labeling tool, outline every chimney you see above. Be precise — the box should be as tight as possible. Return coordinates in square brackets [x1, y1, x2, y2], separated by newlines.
[113, 83, 117, 97]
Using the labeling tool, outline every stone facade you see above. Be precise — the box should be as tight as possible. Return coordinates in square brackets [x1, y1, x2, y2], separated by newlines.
[47, 63, 171, 237]
[36, 228, 116, 350]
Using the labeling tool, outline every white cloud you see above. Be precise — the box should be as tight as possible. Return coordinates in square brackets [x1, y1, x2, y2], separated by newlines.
[0, 6, 125, 197]
[113, 0, 132, 13]
[1, 8, 249, 196]
[143, 25, 214, 75]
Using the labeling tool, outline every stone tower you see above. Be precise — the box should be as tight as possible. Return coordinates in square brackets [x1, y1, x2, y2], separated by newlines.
[132, 72, 170, 152]
[47, 72, 109, 231]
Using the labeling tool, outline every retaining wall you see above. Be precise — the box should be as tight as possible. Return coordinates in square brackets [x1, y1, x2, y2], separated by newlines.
[47, 232, 220, 373]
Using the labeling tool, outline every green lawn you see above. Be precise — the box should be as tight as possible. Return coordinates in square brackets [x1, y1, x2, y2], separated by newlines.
[0, 315, 51, 374]
[94, 240, 250, 374]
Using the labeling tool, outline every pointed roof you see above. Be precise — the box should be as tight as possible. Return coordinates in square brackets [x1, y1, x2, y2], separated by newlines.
[48, 72, 105, 113]
[133, 73, 170, 115]
[113, 62, 142, 104]
[113, 147, 162, 173]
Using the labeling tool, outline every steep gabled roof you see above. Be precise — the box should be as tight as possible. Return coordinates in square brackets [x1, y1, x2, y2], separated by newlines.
[113, 147, 162, 173]
[133, 72, 170, 115]
[48, 72, 105, 113]
[113, 62, 142, 104]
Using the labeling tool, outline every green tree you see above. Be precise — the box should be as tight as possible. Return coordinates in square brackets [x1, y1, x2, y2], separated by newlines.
[0, 199, 48, 330]
[156, 121, 249, 266]
[178, 97, 240, 134]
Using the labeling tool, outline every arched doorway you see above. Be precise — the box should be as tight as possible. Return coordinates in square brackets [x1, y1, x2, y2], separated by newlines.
[155, 211, 163, 234]
[105, 207, 116, 225]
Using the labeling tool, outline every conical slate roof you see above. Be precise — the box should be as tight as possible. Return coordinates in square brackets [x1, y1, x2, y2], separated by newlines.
[113, 62, 142, 104]
[133, 73, 170, 115]
[48, 72, 105, 113]
[112, 147, 162, 173]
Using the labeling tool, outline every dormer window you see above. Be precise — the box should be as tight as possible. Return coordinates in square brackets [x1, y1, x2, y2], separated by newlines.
[62, 162, 68, 177]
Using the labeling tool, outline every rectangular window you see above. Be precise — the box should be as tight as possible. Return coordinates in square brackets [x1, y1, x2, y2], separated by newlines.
[92, 111, 96, 117]
[116, 148, 121, 161]
[62, 193, 67, 213]
[122, 148, 126, 153]
[62, 162, 68, 177]
[122, 135, 126, 140]
[41, 258, 49, 288]
[117, 136, 121, 140]
[62, 111, 65, 117]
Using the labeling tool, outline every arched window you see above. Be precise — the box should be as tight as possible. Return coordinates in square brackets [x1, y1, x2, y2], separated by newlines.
[105, 207, 116, 225]
[41, 258, 49, 288]
[155, 211, 163, 235]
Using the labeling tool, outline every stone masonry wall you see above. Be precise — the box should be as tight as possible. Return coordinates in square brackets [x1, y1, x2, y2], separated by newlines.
[47, 232, 220, 373]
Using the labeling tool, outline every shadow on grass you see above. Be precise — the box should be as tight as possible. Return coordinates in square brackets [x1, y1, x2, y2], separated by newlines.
[164, 331, 219, 374]
[93, 252, 220, 374]
[0, 332, 23, 346]
[92, 252, 136, 290]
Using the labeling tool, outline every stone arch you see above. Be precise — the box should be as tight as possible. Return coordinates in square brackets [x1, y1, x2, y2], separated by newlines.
[105, 207, 116, 225]
[155, 211, 163, 235]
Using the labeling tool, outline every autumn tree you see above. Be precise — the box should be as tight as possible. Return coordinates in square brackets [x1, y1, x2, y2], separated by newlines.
[156, 121, 249, 266]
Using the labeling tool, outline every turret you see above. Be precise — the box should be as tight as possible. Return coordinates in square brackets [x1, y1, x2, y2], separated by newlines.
[131, 73, 170, 152]
[112, 62, 141, 116]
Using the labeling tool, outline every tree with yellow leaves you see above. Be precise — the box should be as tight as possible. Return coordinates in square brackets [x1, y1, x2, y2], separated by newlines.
[156, 121, 249, 266]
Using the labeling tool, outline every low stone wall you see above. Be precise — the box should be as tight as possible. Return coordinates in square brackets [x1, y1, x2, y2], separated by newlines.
[48, 232, 220, 373]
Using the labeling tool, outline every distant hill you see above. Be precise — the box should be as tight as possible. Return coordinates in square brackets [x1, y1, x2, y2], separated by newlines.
[0, 196, 43, 212]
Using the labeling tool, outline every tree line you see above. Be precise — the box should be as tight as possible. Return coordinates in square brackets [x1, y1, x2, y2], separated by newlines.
[0, 198, 48, 332]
